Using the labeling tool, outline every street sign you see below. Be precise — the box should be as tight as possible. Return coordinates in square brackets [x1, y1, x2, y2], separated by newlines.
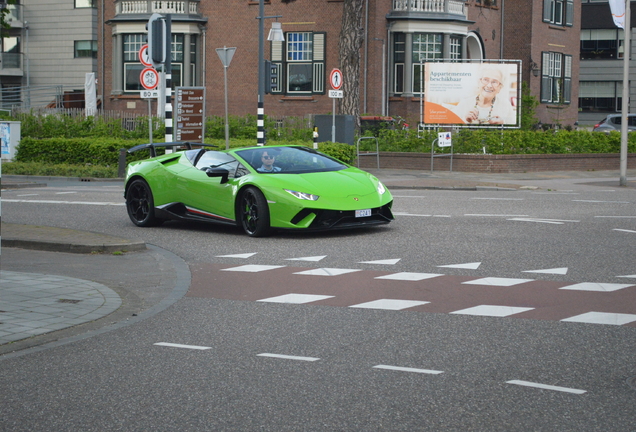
[139, 45, 152, 67]
[330, 68, 343, 90]
[438, 132, 452, 147]
[328, 90, 343, 98]
[215, 46, 236, 67]
[140, 67, 159, 90]
[140, 89, 159, 99]
[176, 87, 206, 143]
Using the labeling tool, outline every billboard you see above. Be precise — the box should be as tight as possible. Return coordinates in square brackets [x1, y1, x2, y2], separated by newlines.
[424, 62, 520, 127]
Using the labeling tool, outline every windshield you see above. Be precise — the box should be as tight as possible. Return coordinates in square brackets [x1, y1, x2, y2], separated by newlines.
[235, 146, 348, 174]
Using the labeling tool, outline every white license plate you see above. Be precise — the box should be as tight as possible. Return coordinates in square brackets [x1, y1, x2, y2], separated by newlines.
[355, 209, 372, 218]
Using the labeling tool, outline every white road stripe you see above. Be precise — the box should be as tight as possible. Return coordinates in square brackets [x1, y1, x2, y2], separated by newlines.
[613, 229, 636, 233]
[3, 199, 124, 206]
[154, 342, 212, 350]
[471, 198, 524, 201]
[573, 200, 630, 204]
[465, 214, 529, 217]
[506, 380, 586, 394]
[373, 365, 444, 375]
[257, 353, 320, 362]
[595, 215, 636, 218]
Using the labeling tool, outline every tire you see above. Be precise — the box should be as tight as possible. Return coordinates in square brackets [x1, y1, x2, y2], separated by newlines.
[239, 187, 271, 237]
[126, 179, 162, 227]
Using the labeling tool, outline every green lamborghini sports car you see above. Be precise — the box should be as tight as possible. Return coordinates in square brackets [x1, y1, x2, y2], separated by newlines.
[124, 143, 394, 237]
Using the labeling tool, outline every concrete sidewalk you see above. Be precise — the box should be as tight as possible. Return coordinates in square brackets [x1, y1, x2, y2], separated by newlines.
[1, 168, 634, 354]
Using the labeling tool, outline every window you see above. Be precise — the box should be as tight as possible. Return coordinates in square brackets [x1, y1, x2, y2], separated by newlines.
[74, 40, 97, 58]
[579, 81, 622, 112]
[124, 34, 145, 92]
[543, 0, 574, 26]
[270, 32, 325, 95]
[541, 52, 572, 104]
[393, 33, 405, 94]
[75, 0, 96, 7]
[412, 33, 442, 94]
[580, 29, 624, 60]
[123, 34, 190, 92]
[449, 36, 463, 61]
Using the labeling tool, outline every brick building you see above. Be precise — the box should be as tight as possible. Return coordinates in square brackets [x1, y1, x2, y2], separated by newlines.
[98, 0, 581, 128]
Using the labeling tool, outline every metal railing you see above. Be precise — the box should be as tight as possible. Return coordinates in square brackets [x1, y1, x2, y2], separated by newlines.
[116, 0, 200, 15]
[391, 0, 466, 16]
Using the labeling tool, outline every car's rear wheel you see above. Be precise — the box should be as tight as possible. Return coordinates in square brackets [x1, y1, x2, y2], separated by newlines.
[126, 179, 162, 227]
[239, 187, 271, 237]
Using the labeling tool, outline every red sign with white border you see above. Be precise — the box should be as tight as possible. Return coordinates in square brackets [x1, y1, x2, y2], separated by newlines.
[139, 45, 152, 67]
[140, 67, 159, 90]
[330, 68, 343, 90]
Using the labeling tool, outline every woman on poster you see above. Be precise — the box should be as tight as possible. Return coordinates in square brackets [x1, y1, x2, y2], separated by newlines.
[452, 67, 515, 125]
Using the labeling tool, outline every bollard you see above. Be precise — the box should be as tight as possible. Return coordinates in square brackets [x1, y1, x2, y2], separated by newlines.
[118, 148, 127, 178]
[313, 126, 319, 149]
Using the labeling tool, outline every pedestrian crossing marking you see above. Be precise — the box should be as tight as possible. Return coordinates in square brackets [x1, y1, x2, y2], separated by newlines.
[523, 267, 568, 275]
[221, 264, 285, 272]
[285, 256, 327, 262]
[559, 282, 634, 292]
[216, 253, 258, 259]
[375, 272, 443, 281]
[359, 258, 401, 265]
[293, 268, 361, 276]
[257, 294, 334, 304]
[349, 299, 429, 310]
[561, 312, 636, 325]
[450, 305, 534, 317]
[462, 277, 534, 287]
[437, 262, 481, 270]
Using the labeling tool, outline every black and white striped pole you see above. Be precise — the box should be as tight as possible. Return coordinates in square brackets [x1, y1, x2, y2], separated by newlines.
[148, 14, 172, 149]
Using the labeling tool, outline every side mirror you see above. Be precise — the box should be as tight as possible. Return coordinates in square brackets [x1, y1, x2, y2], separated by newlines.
[205, 167, 229, 184]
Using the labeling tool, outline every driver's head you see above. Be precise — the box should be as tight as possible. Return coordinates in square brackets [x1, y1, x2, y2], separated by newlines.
[261, 150, 275, 167]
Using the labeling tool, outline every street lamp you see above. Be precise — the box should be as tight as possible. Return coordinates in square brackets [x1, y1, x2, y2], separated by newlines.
[257, 0, 284, 146]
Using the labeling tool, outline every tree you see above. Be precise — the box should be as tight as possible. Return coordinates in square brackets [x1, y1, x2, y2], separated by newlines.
[338, 0, 365, 128]
[0, 0, 15, 37]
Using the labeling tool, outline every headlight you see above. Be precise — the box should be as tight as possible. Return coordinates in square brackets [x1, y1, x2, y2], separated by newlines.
[284, 189, 320, 201]
[377, 182, 386, 195]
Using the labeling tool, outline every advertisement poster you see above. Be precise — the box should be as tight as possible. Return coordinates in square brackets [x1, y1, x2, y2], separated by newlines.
[1, 123, 10, 156]
[424, 62, 519, 127]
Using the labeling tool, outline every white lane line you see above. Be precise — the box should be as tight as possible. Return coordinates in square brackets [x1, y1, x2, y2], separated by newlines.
[16, 193, 39, 197]
[613, 229, 636, 233]
[561, 312, 636, 326]
[349, 299, 429, 310]
[450, 305, 534, 317]
[55, 191, 78, 195]
[471, 198, 524, 201]
[617, 274, 636, 279]
[257, 294, 334, 304]
[257, 353, 320, 362]
[507, 218, 579, 224]
[373, 365, 444, 375]
[532, 192, 579, 195]
[506, 380, 586, 395]
[3, 199, 125, 206]
[393, 212, 451, 217]
[154, 342, 212, 350]
[465, 214, 529, 217]
[573, 200, 631, 204]
[595, 215, 636, 218]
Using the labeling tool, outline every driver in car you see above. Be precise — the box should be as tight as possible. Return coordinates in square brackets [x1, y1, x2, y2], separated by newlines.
[257, 150, 282, 173]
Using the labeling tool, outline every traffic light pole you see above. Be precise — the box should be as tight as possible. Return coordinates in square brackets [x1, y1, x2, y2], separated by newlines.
[164, 15, 173, 147]
[257, 0, 265, 146]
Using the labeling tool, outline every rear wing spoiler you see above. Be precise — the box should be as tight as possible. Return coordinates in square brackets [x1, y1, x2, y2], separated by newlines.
[128, 142, 218, 158]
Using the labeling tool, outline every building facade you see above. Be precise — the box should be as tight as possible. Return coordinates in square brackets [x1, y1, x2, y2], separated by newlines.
[579, 0, 635, 127]
[0, 0, 98, 109]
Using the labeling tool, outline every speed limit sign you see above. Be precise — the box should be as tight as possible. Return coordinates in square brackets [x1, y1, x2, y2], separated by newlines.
[140, 67, 159, 90]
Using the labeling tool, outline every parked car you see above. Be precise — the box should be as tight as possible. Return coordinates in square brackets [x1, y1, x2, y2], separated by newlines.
[592, 114, 636, 133]
[125, 143, 394, 237]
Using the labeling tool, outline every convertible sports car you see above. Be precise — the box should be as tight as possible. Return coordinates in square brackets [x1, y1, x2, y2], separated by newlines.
[124, 143, 394, 236]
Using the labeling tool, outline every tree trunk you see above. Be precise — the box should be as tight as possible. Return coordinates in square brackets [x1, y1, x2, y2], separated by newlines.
[338, 0, 365, 128]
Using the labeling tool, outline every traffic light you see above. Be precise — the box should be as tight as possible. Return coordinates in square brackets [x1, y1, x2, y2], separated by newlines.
[264, 60, 278, 94]
[146, 13, 166, 67]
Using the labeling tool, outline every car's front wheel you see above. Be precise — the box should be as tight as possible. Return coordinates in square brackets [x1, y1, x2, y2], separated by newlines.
[126, 179, 162, 227]
[239, 187, 271, 237]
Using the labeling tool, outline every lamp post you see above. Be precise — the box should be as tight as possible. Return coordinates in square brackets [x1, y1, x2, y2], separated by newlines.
[257, 0, 284, 146]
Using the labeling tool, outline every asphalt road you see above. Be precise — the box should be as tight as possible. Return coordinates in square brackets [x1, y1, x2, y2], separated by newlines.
[1, 178, 635, 431]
